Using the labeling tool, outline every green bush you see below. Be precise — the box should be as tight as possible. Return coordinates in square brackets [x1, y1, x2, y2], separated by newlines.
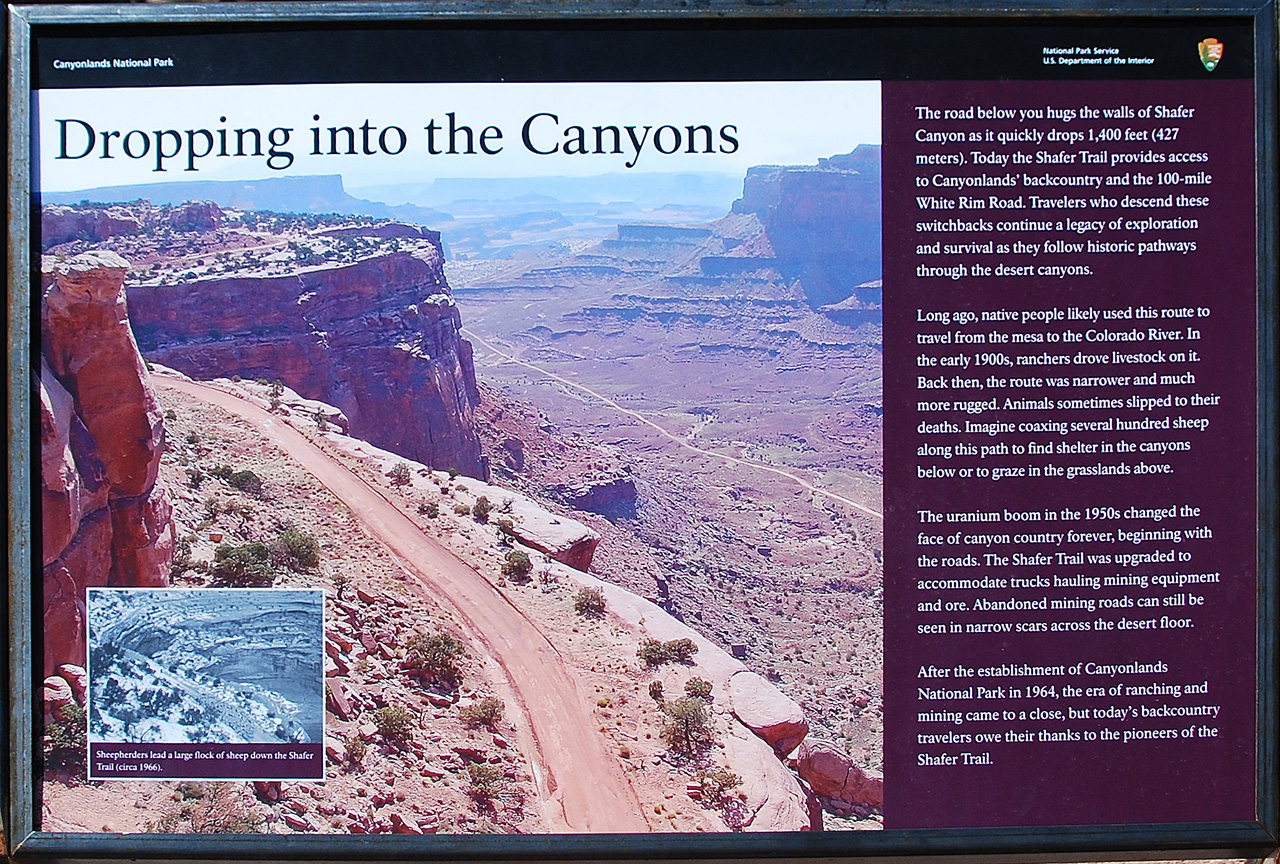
[638, 637, 699, 667]
[694, 768, 742, 804]
[466, 762, 506, 802]
[272, 527, 320, 570]
[210, 541, 274, 587]
[227, 469, 263, 497]
[458, 696, 505, 728]
[373, 705, 415, 743]
[171, 535, 193, 578]
[501, 550, 533, 583]
[573, 586, 607, 618]
[344, 733, 367, 764]
[660, 696, 712, 755]
[648, 681, 665, 701]
[45, 703, 87, 772]
[405, 632, 466, 688]
[389, 463, 412, 486]
[684, 677, 714, 700]
[472, 496, 493, 523]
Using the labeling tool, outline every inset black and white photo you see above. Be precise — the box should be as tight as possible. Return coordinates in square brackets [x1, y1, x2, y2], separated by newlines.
[85, 588, 324, 780]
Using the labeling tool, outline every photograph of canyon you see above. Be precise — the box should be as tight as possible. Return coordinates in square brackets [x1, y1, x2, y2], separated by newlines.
[86, 589, 323, 751]
[37, 108, 884, 832]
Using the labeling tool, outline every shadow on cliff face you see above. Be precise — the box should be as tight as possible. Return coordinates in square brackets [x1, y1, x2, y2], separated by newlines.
[730, 146, 882, 310]
[44, 202, 489, 480]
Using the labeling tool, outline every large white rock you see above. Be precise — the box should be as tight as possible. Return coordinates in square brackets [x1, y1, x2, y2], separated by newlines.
[728, 670, 809, 757]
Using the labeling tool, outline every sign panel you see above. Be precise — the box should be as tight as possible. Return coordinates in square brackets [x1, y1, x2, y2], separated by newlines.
[9, 4, 1275, 858]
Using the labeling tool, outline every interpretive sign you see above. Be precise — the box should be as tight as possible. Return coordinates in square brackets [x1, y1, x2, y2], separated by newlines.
[883, 78, 1256, 828]
[7, 2, 1275, 860]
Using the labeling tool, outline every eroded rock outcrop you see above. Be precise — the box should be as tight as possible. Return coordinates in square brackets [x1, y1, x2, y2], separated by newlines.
[127, 236, 485, 478]
[793, 739, 884, 810]
[40, 250, 174, 675]
[728, 669, 810, 757]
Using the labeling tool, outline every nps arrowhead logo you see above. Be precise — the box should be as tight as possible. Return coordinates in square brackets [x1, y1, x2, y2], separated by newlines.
[1198, 38, 1224, 71]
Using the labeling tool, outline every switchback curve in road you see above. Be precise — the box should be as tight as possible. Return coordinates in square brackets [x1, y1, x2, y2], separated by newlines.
[155, 376, 648, 834]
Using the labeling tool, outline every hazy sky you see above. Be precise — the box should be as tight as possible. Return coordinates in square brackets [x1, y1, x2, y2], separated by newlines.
[37, 81, 880, 192]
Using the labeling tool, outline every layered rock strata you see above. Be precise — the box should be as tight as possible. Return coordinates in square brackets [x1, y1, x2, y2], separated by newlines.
[126, 233, 484, 478]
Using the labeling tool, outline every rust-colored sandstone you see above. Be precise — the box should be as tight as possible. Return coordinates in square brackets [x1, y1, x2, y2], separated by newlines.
[40, 250, 173, 676]
[127, 234, 485, 478]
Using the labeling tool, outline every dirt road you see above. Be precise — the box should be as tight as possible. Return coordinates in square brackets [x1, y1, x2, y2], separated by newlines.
[463, 327, 883, 521]
[156, 376, 647, 833]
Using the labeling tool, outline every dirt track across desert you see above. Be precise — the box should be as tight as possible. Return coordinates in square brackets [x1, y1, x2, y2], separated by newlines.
[156, 375, 648, 834]
[463, 328, 883, 521]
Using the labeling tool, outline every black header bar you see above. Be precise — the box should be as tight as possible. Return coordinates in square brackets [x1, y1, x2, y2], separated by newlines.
[33, 18, 1255, 90]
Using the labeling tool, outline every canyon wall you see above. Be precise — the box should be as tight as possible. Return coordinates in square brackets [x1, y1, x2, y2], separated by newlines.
[126, 233, 485, 479]
[731, 144, 882, 309]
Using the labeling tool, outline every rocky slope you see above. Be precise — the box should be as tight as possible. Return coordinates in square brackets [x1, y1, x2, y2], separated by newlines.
[40, 250, 175, 677]
[42, 204, 485, 479]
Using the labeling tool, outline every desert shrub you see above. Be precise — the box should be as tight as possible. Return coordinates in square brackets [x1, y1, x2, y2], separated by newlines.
[684, 677, 714, 700]
[344, 733, 367, 764]
[164, 409, 178, 420]
[389, 463, 412, 486]
[268, 379, 284, 411]
[313, 410, 328, 431]
[271, 526, 320, 570]
[694, 768, 743, 804]
[145, 782, 264, 833]
[472, 496, 493, 523]
[459, 696, 505, 729]
[665, 638, 698, 663]
[638, 638, 668, 666]
[573, 587, 606, 618]
[466, 762, 506, 802]
[660, 697, 713, 755]
[649, 681, 665, 702]
[227, 469, 263, 497]
[171, 535, 193, 578]
[501, 550, 533, 583]
[210, 542, 274, 587]
[405, 631, 466, 688]
[209, 464, 233, 481]
[496, 517, 514, 535]
[45, 703, 87, 772]
[331, 570, 350, 598]
[186, 467, 205, 489]
[372, 705, 415, 743]
[448, 467, 461, 480]
[453, 503, 472, 516]
[638, 637, 698, 666]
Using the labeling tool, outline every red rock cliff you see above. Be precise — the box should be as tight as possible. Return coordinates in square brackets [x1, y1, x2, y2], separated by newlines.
[126, 236, 485, 478]
[40, 250, 174, 676]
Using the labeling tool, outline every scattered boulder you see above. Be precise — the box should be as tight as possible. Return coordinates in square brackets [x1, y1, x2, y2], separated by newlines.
[326, 679, 353, 720]
[728, 670, 809, 757]
[793, 740, 883, 808]
[43, 676, 74, 722]
[56, 664, 88, 705]
[252, 781, 282, 803]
